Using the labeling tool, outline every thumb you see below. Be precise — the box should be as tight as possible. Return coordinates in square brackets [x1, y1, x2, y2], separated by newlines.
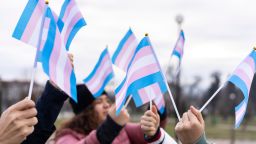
[190, 106, 203, 124]
[151, 105, 158, 115]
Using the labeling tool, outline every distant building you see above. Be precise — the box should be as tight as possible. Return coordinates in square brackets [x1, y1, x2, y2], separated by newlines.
[0, 79, 44, 112]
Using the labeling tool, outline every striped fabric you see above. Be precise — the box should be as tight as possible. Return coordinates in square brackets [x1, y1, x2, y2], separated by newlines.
[172, 30, 185, 60]
[83, 48, 114, 98]
[40, 7, 77, 102]
[112, 28, 138, 72]
[12, 0, 45, 47]
[228, 49, 256, 128]
[138, 83, 166, 114]
[59, 0, 86, 50]
[115, 36, 167, 115]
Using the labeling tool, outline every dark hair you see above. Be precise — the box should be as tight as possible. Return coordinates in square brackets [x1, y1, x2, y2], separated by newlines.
[55, 104, 100, 140]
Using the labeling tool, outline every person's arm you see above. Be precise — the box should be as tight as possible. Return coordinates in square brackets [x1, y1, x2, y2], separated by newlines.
[0, 98, 37, 144]
[22, 80, 68, 144]
[194, 133, 209, 144]
[96, 105, 129, 144]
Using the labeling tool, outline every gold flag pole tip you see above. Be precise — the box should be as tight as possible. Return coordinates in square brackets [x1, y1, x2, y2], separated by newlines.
[145, 33, 148, 37]
[45, 0, 49, 4]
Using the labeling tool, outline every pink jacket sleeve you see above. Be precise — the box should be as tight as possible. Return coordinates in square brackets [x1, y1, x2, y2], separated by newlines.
[55, 130, 100, 144]
[124, 123, 147, 144]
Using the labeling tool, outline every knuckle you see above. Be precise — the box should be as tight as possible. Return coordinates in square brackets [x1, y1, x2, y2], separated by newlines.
[183, 123, 190, 131]
[32, 117, 38, 125]
[20, 128, 29, 137]
[191, 121, 197, 127]
[31, 108, 37, 116]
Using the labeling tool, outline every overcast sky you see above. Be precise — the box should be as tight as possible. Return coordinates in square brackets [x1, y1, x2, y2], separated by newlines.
[1, 0, 256, 89]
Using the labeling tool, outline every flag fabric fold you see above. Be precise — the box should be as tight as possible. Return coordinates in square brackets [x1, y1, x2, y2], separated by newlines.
[83, 48, 114, 98]
[228, 49, 256, 128]
[112, 28, 138, 72]
[115, 36, 167, 115]
[40, 7, 77, 102]
[12, 0, 45, 47]
[59, 0, 86, 50]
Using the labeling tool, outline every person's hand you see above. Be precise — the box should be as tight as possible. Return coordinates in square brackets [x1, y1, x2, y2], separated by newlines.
[140, 105, 160, 137]
[0, 98, 38, 144]
[109, 105, 130, 126]
[175, 106, 205, 144]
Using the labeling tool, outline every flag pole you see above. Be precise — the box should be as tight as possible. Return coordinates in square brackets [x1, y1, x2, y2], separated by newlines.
[199, 82, 227, 112]
[28, 0, 49, 99]
[145, 33, 181, 121]
[124, 95, 132, 109]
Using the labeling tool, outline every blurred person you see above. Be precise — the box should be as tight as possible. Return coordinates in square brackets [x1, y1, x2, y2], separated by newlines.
[54, 84, 168, 144]
[0, 98, 38, 144]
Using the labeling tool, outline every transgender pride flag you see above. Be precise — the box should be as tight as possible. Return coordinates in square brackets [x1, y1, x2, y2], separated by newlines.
[228, 49, 256, 128]
[59, 0, 86, 50]
[83, 48, 114, 98]
[12, 0, 45, 47]
[115, 36, 167, 115]
[112, 28, 138, 72]
[170, 30, 185, 75]
[40, 7, 77, 102]
[172, 30, 185, 60]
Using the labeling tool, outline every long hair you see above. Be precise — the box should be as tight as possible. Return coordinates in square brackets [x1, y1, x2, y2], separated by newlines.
[55, 104, 100, 140]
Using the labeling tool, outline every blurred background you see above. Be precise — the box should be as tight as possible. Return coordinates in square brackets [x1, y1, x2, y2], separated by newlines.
[1, 0, 256, 143]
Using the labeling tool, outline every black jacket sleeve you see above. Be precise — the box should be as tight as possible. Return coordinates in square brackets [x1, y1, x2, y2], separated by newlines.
[22, 81, 68, 144]
[96, 115, 123, 144]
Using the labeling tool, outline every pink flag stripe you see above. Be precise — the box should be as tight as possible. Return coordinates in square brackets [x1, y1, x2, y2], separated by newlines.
[62, 0, 76, 21]
[112, 28, 138, 72]
[234, 69, 251, 90]
[87, 67, 113, 93]
[21, 3, 44, 44]
[40, 7, 77, 102]
[84, 48, 114, 97]
[128, 64, 160, 85]
[85, 55, 111, 86]
[49, 28, 62, 83]
[152, 84, 165, 108]
[115, 35, 137, 68]
[63, 59, 73, 96]
[63, 12, 83, 44]
[235, 101, 247, 124]
[116, 84, 127, 108]
[126, 46, 154, 75]
[138, 85, 155, 103]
